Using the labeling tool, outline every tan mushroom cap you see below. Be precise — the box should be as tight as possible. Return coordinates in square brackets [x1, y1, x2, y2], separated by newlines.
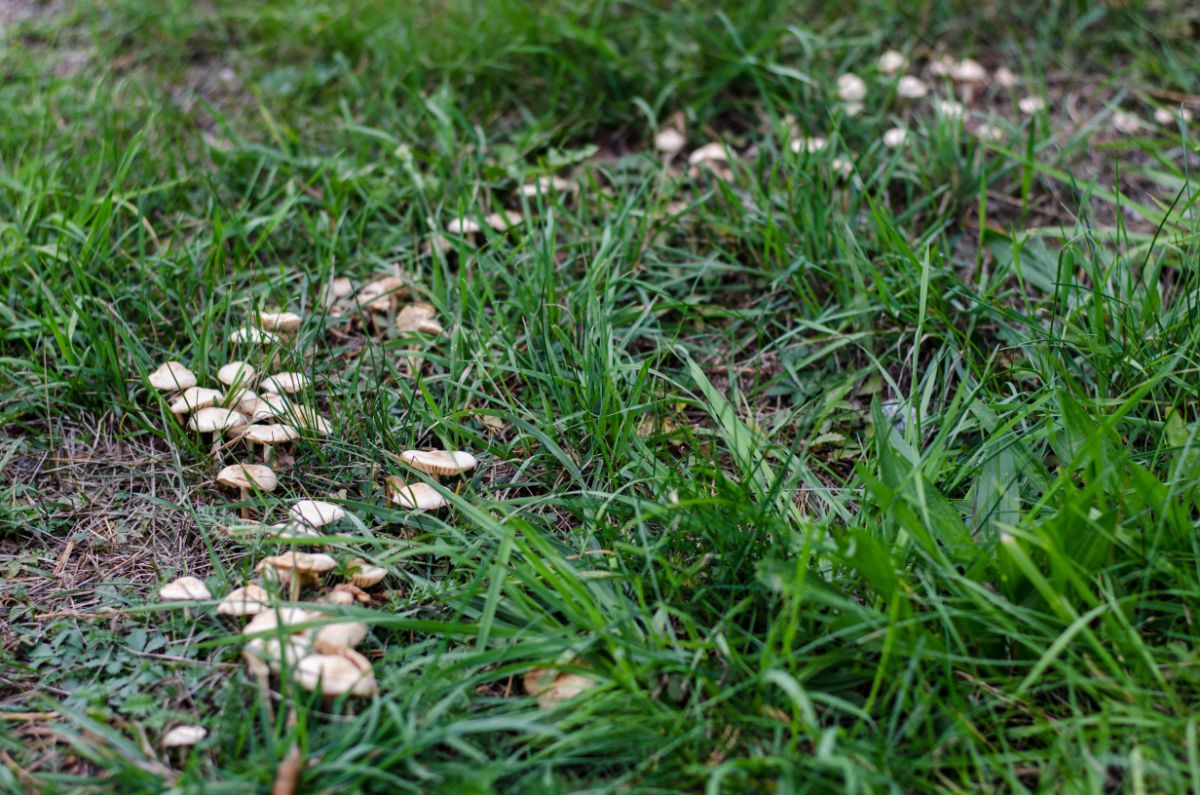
[238, 398, 275, 423]
[654, 127, 687, 156]
[188, 407, 248, 434]
[217, 463, 278, 492]
[524, 668, 600, 709]
[356, 275, 409, 313]
[293, 649, 377, 697]
[395, 303, 443, 335]
[950, 58, 987, 83]
[446, 217, 483, 235]
[160, 576, 211, 601]
[347, 558, 386, 588]
[257, 551, 338, 576]
[260, 372, 310, 394]
[877, 49, 906, 75]
[162, 725, 207, 748]
[518, 175, 575, 197]
[327, 582, 371, 605]
[170, 387, 224, 415]
[243, 606, 317, 637]
[400, 449, 478, 477]
[149, 362, 198, 392]
[687, 142, 730, 166]
[217, 361, 257, 387]
[216, 583, 271, 616]
[230, 327, 280, 346]
[241, 423, 299, 445]
[289, 500, 346, 528]
[244, 635, 311, 676]
[286, 406, 332, 435]
[485, 210, 522, 230]
[312, 620, 369, 652]
[257, 311, 302, 333]
[389, 481, 448, 511]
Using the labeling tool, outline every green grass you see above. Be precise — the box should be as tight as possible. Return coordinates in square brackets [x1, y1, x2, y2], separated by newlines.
[3, 0, 1200, 792]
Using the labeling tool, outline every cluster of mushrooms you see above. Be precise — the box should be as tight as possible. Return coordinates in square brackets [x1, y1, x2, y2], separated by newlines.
[656, 49, 1193, 174]
[146, 302, 484, 751]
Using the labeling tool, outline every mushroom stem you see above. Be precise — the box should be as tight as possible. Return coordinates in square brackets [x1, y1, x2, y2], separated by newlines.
[239, 487, 249, 520]
[182, 606, 192, 622]
[288, 573, 301, 602]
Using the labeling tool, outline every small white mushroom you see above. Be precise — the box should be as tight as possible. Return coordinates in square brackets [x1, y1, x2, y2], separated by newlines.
[170, 387, 224, 417]
[882, 127, 908, 148]
[399, 449, 478, 478]
[162, 725, 207, 749]
[1018, 95, 1046, 116]
[790, 136, 828, 154]
[260, 372, 310, 394]
[687, 142, 731, 166]
[229, 327, 280, 346]
[896, 76, 928, 99]
[654, 127, 687, 157]
[256, 311, 302, 334]
[837, 73, 867, 103]
[148, 362, 197, 392]
[950, 58, 987, 83]
[993, 66, 1019, 89]
[388, 480, 448, 511]
[216, 584, 271, 616]
[217, 361, 257, 388]
[293, 649, 377, 697]
[877, 50, 906, 75]
[289, 499, 346, 529]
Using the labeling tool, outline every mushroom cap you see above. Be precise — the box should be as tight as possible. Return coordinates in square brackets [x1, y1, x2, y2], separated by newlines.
[263, 521, 322, 541]
[149, 362, 197, 392]
[160, 576, 211, 601]
[837, 73, 867, 103]
[517, 175, 574, 197]
[328, 582, 372, 605]
[240, 423, 299, 445]
[217, 361, 257, 387]
[934, 99, 966, 121]
[216, 463, 278, 492]
[395, 303, 443, 335]
[882, 127, 908, 148]
[534, 672, 598, 709]
[790, 136, 827, 155]
[243, 606, 316, 636]
[289, 500, 345, 528]
[485, 210, 522, 231]
[687, 142, 730, 166]
[216, 584, 271, 616]
[1112, 111, 1141, 134]
[356, 276, 409, 313]
[993, 66, 1019, 88]
[257, 311, 302, 333]
[293, 649, 377, 697]
[950, 58, 987, 83]
[400, 449, 478, 477]
[877, 49, 906, 74]
[286, 406, 332, 435]
[260, 372, 310, 394]
[244, 635, 310, 676]
[896, 75, 928, 99]
[347, 558, 386, 588]
[170, 387, 225, 415]
[230, 327, 280, 346]
[389, 481, 448, 511]
[654, 127, 687, 156]
[257, 551, 338, 574]
[162, 725, 207, 748]
[1018, 95, 1046, 116]
[313, 620, 369, 652]
[446, 217, 483, 235]
[188, 407, 248, 434]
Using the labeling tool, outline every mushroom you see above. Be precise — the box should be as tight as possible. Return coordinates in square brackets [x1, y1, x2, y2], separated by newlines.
[216, 463, 277, 518]
[1018, 95, 1046, 116]
[356, 275, 410, 314]
[229, 327, 280, 346]
[399, 449, 478, 480]
[395, 303, 443, 335]
[243, 634, 311, 678]
[257, 311, 302, 334]
[837, 73, 867, 103]
[260, 372, 310, 394]
[346, 558, 386, 588]
[293, 648, 377, 698]
[387, 480, 447, 511]
[831, 156, 854, 179]
[162, 725, 207, 749]
[484, 210, 522, 231]
[169, 387, 224, 418]
[243, 605, 315, 638]
[934, 99, 967, 121]
[790, 136, 827, 154]
[950, 58, 987, 83]
[160, 575, 211, 620]
[877, 50, 906, 75]
[285, 406, 332, 436]
[446, 217, 483, 236]
[993, 66, 1019, 89]
[882, 127, 908, 148]
[312, 619, 369, 653]
[217, 361, 257, 389]
[216, 584, 271, 616]
[187, 407, 248, 448]
[1113, 111, 1141, 134]
[654, 127, 687, 157]
[973, 123, 1005, 142]
[687, 142, 731, 168]
[523, 669, 599, 709]
[328, 582, 372, 605]
[239, 423, 299, 462]
[896, 76, 928, 99]
[256, 552, 338, 600]
[518, 175, 575, 197]
[289, 500, 346, 529]
[148, 362, 197, 392]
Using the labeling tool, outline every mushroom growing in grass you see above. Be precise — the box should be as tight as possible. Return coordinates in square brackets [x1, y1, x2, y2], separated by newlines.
[518, 175, 575, 198]
[877, 50, 906, 75]
[294, 648, 378, 698]
[654, 127, 687, 158]
[217, 361, 257, 390]
[950, 58, 987, 84]
[687, 142, 731, 168]
[230, 327, 280, 346]
[169, 387, 224, 418]
[160, 575, 211, 620]
[187, 407, 248, 449]
[312, 619, 369, 654]
[837, 73, 867, 104]
[240, 423, 299, 462]
[289, 499, 346, 530]
[395, 303, 443, 335]
[260, 372, 310, 395]
[216, 583, 271, 616]
[896, 76, 928, 100]
[790, 136, 827, 155]
[162, 725, 207, 765]
[399, 449, 478, 481]
[148, 362, 197, 393]
[256, 311, 302, 335]
[485, 210, 523, 231]
[216, 463, 277, 518]
[386, 479, 448, 511]
[1018, 95, 1046, 116]
[993, 66, 1019, 89]
[346, 559, 386, 589]
[327, 582, 372, 605]
[256, 551, 338, 601]
[882, 127, 908, 148]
